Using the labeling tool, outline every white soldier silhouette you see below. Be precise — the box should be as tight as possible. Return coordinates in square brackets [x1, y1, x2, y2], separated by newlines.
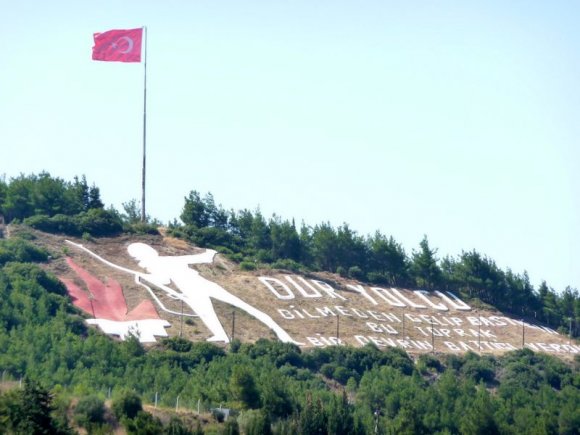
[127, 242, 300, 344]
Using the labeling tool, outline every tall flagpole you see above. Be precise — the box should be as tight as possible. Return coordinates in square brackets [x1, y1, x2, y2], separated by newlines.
[141, 26, 148, 222]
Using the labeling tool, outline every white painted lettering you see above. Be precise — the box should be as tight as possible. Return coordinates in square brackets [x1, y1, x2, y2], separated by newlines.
[390, 288, 427, 309]
[355, 335, 370, 346]
[368, 311, 386, 321]
[347, 284, 377, 304]
[335, 306, 353, 316]
[405, 313, 422, 323]
[435, 291, 471, 311]
[259, 277, 294, 300]
[302, 309, 320, 319]
[351, 308, 369, 318]
[370, 287, 406, 307]
[458, 341, 474, 351]
[315, 306, 336, 317]
[444, 341, 460, 351]
[488, 316, 507, 326]
[285, 275, 322, 298]
[414, 290, 449, 311]
[312, 280, 347, 300]
[382, 313, 402, 323]
[306, 336, 324, 346]
[278, 309, 295, 320]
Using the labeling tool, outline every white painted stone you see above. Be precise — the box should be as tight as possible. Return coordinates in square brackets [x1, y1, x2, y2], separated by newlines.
[128, 243, 300, 344]
[86, 318, 170, 343]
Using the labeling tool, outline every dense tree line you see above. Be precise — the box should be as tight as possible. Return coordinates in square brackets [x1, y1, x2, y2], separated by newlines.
[0, 173, 158, 237]
[171, 190, 579, 337]
[0, 236, 578, 433]
[0, 172, 103, 221]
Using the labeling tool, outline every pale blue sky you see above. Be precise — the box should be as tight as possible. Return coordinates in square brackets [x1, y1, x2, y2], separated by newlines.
[1, 1, 578, 292]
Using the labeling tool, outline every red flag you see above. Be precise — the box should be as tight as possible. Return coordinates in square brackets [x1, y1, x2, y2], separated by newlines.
[92, 28, 143, 63]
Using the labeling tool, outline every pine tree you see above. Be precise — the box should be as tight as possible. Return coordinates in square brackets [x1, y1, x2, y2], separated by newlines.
[411, 236, 442, 290]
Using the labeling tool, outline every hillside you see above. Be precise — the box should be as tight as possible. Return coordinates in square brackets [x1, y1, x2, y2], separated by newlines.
[1, 224, 580, 434]
[15, 224, 577, 360]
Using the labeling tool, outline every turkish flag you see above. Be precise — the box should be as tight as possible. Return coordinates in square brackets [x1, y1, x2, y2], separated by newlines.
[92, 28, 143, 63]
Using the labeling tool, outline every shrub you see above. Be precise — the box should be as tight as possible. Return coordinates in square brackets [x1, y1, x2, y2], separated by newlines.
[238, 410, 271, 435]
[271, 258, 302, 272]
[24, 214, 81, 236]
[123, 410, 163, 434]
[240, 261, 257, 271]
[162, 336, 192, 353]
[348, 266, 365, 280]
[461, 358, 496, 383]
[77, 208, 123, 236]
[417, 354, 444, 374]
[228, 253, 244, 263]
[222, 417, 240, 435]
[189, 342, 226, 363]
[0, 238, 49, 265]
[320, 363, 336, 378]
[212, 408, 226, 423]
[166, 417, 194, 435]
[333, 366, 352, 385]
[74, 395, 105, 426]
[112, 391, 142, 420]
[367, 272, 389, 284]
[125, 222, 159, 235]
[230, 366, 261, 409]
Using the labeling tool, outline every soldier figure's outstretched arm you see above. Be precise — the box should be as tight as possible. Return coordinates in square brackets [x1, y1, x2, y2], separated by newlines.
[179, 249, 217, 265]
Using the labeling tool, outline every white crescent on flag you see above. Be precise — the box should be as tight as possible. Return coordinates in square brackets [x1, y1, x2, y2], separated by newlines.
[115, 36, 134, 53]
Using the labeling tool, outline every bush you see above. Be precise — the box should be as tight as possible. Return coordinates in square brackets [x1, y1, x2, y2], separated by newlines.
[228, 253, 244, 263]
[382, 347, 414, 375]
[271, 258, 303, 272]
[189, 226, 234, 248]
[417, 354, 444, 374]
[230, 366, 261, 409]
[2, 262, 67, 296]
[212, 408, 226, 423]
[112, 391, 142, 420]
[123, 410, 163, 434]
[240, 261, 257, 271]
[24, 209, 123, 237]
[125, 222, 159, 235]
[77, 208, 123, 236]
[238, 410, 271, 435]
[189, 342, 226, 363]
[162, 336, 192, 353]
[367, 272, 389, 284]
[320, 363, 336, 378]
[0, 238, 49, 265]
[24, 214, 80, 236]
[222, 417, 240, 435]
[74, 395, 105, 426]
[348, 266, 365, 280]
[461, 358, 496, 383]
[333, 366, 352, 385]
[166, 417, 195, 435]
